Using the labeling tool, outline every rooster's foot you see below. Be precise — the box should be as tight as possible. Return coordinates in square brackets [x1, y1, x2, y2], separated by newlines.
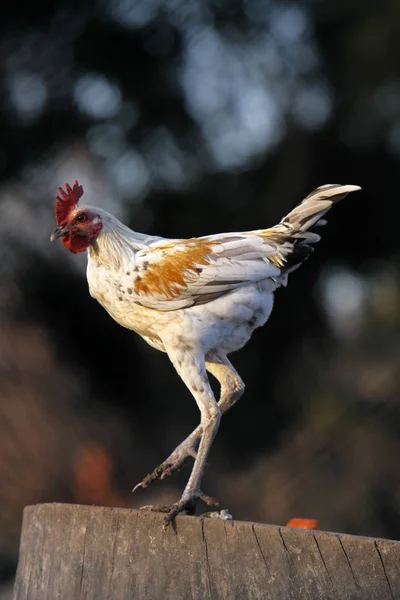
[132, 439, 198, 493]
[140, 490, 219, 527]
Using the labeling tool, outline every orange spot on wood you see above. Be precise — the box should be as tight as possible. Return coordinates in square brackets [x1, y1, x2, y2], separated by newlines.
[134, 240, 215, 299]
[286, 518, 320, 530]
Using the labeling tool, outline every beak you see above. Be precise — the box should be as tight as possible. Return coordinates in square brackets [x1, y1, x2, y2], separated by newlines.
[50, 226, 69, 242]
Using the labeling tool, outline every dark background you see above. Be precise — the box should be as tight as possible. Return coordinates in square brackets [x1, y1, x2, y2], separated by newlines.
[0, 0, 399, 589]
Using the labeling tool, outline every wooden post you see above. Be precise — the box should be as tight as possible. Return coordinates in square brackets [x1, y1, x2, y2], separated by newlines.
[13, 503, 400, 600]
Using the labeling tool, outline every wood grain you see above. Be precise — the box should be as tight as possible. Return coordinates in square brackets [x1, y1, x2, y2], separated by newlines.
[13, 503, 400, 600]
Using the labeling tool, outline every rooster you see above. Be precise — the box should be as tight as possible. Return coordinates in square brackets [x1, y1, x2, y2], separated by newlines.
[50, 181, 360, 525]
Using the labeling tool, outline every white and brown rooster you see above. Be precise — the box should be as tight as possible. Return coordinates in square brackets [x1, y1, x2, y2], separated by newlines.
[51, 181, 360, 525]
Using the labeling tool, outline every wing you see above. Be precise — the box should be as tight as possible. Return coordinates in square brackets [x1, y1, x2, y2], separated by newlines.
[130, 183, 361, 311]
[131, 233, 284, 311]
[128, 183, 360, 311]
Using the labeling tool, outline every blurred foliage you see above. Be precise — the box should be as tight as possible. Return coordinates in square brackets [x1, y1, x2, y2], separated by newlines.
[0, 0, 400, 586]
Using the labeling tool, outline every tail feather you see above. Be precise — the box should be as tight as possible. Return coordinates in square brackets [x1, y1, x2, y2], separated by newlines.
[274, 183, 361, 272]
[282, 184, 361, 233]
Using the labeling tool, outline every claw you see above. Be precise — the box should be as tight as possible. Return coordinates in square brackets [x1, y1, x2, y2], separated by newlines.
[132, 466, 165, 492]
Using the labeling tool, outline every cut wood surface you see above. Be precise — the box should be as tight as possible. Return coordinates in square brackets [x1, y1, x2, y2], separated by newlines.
[13, 503, 400, 600]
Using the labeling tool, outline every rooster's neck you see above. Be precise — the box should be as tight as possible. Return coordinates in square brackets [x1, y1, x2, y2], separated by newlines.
[86, 209, 160, 271]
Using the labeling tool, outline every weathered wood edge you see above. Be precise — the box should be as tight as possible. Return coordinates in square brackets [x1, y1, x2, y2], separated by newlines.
[19, 502, 400, 545]
[13, 503, 400, 600]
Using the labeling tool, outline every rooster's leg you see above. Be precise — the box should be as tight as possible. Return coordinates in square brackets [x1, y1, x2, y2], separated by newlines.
[133, 354, 244, 492]
[139, 346, 223, 525]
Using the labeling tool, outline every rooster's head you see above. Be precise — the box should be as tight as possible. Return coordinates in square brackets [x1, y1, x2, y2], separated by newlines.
[50, 181, 103, 254]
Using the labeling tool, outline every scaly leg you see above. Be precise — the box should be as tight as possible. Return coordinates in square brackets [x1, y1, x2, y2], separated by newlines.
[133, 353, 244, 491]
[139, 346, 223, 525]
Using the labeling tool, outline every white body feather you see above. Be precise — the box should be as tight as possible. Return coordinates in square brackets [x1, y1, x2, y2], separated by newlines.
[85, 184, 360, 358]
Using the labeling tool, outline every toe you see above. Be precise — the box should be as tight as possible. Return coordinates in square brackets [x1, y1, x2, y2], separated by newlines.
[139, 504, 172, 514]
[199, 492, 219, 507]
[132, 465, 167, 492]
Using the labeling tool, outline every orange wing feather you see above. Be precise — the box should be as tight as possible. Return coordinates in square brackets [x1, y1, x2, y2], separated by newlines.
[134, 239, 216, 299]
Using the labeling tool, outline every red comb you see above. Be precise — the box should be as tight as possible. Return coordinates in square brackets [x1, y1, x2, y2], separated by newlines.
[55, 180, 84, 225]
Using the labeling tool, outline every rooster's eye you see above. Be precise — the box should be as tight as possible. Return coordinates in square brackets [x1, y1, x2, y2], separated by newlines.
[77, 213, 87, 223]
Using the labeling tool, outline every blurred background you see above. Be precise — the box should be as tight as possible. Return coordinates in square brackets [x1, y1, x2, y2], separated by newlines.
[0, 0, 400, 590]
